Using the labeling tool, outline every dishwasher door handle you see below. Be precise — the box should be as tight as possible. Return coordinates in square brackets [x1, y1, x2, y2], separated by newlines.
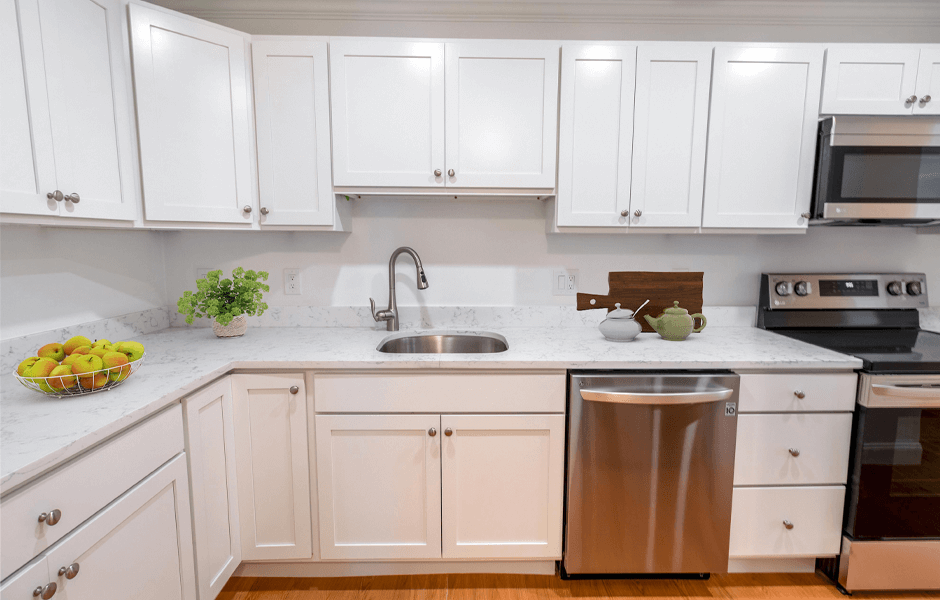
[579, 388, 734, 405]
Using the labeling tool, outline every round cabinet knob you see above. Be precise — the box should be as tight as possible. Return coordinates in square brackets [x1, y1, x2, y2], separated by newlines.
[444, 428, 453, 436]
[788, 448, 801, 457]
[801, 212, 811, 219]
[887, 281, 904, 296]
[428, 428, 437, 437]
[260, 207, 269, 215]
[921, 95, 932, 104]
[47, 190, 64, 202]
[906, 281, 923, 296]
[907, 95, 918, 104]
[32, 583, 57, 599]
[775, 282, 791, 297]
[434, 169, 442, 176]
[794, 281, 810, 297]
[243, 205, 252, 213]
[794, 390, 805, 399]
[289, 386, 299, 394]
[620, 209, 629, 217]
[64, 193, 79, 203]
[447, 169, 455, 177]
[39, 509, 62, 526]
[783, 520, 794, 530]
[58, 563, 79, 580]
[634, 209, 642, 217]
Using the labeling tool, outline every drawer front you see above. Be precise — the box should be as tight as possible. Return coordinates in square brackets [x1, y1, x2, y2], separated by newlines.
[313, 371, 566, 413]
[729, 486, 845, 558]
[738, 373, 857, 412]
[1, 404, 184, 579]
[734, 413, 853, 485]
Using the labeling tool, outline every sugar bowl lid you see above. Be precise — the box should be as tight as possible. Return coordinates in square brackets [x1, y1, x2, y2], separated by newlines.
[605, 303, 635, 319]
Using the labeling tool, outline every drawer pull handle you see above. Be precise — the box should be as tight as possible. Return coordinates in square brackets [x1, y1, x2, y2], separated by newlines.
[32, 583, 56, 599]
[788, 448, 800, 457]
[783, 520, 794, 530]
[794, 390, 805, 399]
[289, 386, 299, 394]
[58, 563, 80, 580]
[38, 509, 62, 526]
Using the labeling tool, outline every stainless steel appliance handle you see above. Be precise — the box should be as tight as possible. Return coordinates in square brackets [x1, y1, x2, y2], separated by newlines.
[579, 388, 734, 405]
[869, 383, 940, 407]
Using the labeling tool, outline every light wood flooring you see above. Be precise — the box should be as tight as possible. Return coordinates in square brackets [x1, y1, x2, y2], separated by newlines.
[219, 573, 940, 599]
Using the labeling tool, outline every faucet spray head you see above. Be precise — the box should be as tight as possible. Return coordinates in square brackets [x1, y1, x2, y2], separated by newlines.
[417, 268, 429, 290]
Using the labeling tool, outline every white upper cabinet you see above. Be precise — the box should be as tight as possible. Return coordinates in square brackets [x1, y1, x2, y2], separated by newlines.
[915, 48, 940, 115]
[703, 46, 823, 229]
[252, 38, 336, 227]
[444, 41, 559, 189]
[556, 44, 636, 227]
[821, 46, 921, 115]
[630, 45, 712, 228]
[330, 39, 445, 188]
[129, 3, 254, 224]
[1, 0, 135, 220]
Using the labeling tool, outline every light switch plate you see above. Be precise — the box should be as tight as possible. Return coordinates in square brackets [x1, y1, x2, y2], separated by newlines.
[552, 268, 579, 296]
[284, 268, 301, 295]
[194, 267, 214, 281]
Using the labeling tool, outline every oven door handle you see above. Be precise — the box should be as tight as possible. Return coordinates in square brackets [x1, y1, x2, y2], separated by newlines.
[579, 388, 734, 405]
[870, 383, 940, 407]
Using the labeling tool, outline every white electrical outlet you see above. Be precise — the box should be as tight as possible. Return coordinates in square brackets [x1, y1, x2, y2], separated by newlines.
[194, 267, 213, 280]
[552, 268, 579, 296]
[284, 268, 301, 295]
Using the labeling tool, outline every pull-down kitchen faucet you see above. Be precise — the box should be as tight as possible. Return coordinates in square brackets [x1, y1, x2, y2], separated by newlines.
[370, 247, 428, 331]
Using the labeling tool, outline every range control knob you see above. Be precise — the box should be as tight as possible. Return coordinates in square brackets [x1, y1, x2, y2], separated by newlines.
[775, 282, 791, 297]
[794, 281, 810, 296]
[906, 281, 923, 296]
[887, 281, 904, 296]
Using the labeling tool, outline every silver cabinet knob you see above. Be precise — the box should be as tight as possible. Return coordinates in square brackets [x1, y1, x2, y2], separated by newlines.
[921, 95, 932, 104]
[58, 563, 79, 580]
[47, 190, 64, 202]
[634, 209, 642, 217]
[64, 193, 80, 203]
[243, 205, 252, 213]
[32, 583, 56, 599]
[907, 95, 918, 104]
[434, 169, 442, 176]
[39, 509, 62, 525]
[788, 448, 800, 457]
[447, 169, 455, 177]
[289, 386, 299, 395]
[801, 212, 811, 219]
[794, 390, 805, 399]
[620, 209, 628, 217]
[260, 207, 269, 215]
[428, 428, 437, 437]
[444, 428, 453, 436]
[783, 520, 794, 530]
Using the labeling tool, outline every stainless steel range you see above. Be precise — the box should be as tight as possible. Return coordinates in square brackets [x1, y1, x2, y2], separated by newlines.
[758, 273, 940, 593]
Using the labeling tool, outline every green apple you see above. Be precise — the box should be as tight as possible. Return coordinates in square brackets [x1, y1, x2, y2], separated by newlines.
[25, 358, 58, 392]
[17, 357, 40, 376]
[91, 339, 113, 350]
[61, 354, 83, 367]
[48, 365, 77, 391]
[37, 343, 65, 362]
[70, 355, 105, 390]
[88, 347, 112, 360]
[113, 341, 144, 362]
[101, 352, 130, 382]
[63, 335, 92, 355]
[70, 346, 92, 355]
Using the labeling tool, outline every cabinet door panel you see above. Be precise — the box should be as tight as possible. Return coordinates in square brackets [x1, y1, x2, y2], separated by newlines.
[44, 455, 196, 600]
[556, 44, 635, 227]
[253, 39, 334, 226]
[821, 46, 921, 115]
[1, 0, 57, 216]
[631, 46, 711, 228]
[184, 378, 240, 600]
[703, 46, 823, 229]
[0, 557, 52, 600]
[445, 41, 559, 188]
[330, 39, 445, 188]
[39, 0, 136, 220]
[129, 3, 253, 223]
[441, 414, 564, 559]
[914, 48, 940, 116]
[232, 373, 311, 560]
[316, 414, 442, 560]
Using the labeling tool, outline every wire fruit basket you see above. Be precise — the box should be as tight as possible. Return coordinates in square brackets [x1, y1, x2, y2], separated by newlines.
[13, 354, 146, 398]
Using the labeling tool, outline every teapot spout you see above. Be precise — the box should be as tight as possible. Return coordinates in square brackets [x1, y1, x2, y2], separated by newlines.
[643, 314, 659, 331]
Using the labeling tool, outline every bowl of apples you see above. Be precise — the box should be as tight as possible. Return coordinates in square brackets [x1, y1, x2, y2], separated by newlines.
[13, 336, 145, 398]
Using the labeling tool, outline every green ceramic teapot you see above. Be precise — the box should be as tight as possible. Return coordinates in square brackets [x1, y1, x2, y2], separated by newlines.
[644, 301, 707, 341]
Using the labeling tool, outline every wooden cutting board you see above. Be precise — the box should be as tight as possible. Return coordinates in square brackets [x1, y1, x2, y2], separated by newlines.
[577, 272, 704, 333]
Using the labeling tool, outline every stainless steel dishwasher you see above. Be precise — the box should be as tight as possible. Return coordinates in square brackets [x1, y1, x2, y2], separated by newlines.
[563, 371, 739, 577]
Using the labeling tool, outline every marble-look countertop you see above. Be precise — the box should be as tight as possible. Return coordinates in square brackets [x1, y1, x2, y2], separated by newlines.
[1, 325, 861, 495]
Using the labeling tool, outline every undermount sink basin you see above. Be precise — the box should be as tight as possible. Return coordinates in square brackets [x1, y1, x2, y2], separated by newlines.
[377, 331, 509, 354]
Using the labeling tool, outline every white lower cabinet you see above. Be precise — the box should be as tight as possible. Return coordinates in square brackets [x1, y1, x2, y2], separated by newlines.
[0, 558, 54, 600]
[231, 374, 312, 561]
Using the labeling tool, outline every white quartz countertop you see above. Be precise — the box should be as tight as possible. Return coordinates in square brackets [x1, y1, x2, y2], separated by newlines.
[1, 325, 861, 495]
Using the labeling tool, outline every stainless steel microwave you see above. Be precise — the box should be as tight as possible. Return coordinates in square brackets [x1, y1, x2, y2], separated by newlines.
[810, 116, 940, 225]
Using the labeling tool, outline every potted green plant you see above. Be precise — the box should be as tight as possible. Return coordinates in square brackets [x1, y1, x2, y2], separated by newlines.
[177, 268, 270, 338]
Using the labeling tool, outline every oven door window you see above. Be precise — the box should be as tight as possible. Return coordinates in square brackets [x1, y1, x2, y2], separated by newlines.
[848, 406, 940, 540]
[827, 147, 940, 204]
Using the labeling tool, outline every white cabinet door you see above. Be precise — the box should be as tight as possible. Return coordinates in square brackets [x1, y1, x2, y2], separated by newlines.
[821, 46, 921, 115]
[0, 557, 53, 600]
[37, 0, 136, 221]
[44, 455, 196, 600]
[329, 39, 445, 188]
[441, 415, 564, 560]
[315, 414, 442, 560]
[184, 378, 240, 600]
[444, 41, 559, 189]
[231, 373, 311, 561]
[556, 44, 636, 227]
[253, 39, 335, 227]
[630, 45, 711, 228]
[703, 46, 823, 229]
[0, 0, 56, 217]
[914, 48, 940, 115]
[129, 3, 253, 224]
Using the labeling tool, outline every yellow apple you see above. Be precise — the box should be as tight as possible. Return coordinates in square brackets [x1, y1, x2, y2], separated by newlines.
[101, 352, 131, 382]
[63, 336, 92, 355]
[112, 341, 145, 362]
[48, 365, 77, 391]
[37, 343, 65, 362]
[25, 358, 58, 392]
[91, 339, 113, 350]
[17, 357, 40, 376]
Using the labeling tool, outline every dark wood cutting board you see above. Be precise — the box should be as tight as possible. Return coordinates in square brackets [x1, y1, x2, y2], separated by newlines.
[577, 272, 704, 333]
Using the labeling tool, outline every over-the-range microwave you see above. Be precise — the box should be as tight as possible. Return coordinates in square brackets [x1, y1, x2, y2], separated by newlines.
[810, 116, 940, 226]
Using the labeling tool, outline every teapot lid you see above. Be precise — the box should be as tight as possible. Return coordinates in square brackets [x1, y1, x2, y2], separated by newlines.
[606, 303, 635, 319]
[664, 301, 688, 315]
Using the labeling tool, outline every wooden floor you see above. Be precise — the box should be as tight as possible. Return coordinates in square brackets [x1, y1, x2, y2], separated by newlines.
[220, 573, 940, 599]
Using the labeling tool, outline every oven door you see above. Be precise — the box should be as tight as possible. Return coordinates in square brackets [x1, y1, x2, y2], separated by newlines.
[845, 374, 940, 540]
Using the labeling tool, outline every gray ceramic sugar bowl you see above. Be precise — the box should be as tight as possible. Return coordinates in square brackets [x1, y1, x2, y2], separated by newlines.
[598, 303, 642, 342]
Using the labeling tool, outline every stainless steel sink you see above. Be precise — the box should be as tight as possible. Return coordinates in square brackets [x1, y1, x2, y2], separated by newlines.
[377, 331, 509, 354]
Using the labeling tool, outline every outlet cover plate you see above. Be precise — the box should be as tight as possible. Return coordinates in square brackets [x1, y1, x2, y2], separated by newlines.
[552, 268, 579, 296]
[284, 268, 301, 295]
